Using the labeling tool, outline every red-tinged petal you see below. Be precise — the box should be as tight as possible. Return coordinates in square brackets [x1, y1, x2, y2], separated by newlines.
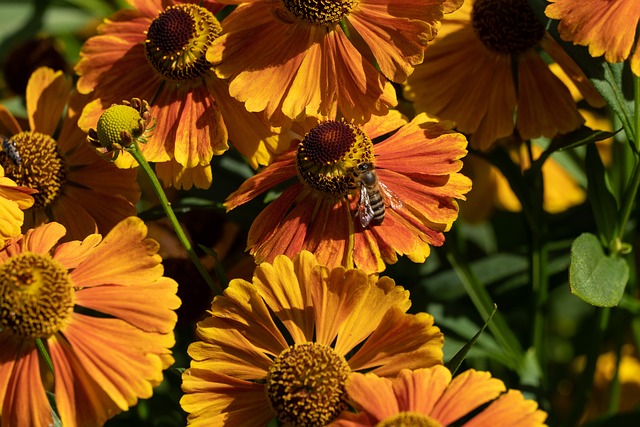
[431, 369, 504, 425]
[464, 390, 548, 427]
[516, 50, 584, 140]
[345, 372, 399, 421]
[304, 197, 353, 269]
[348, 309, 444, 376]
[396, 366, 452, 415]
[207, 77, 292, 168]
[0, 334, 20, 414]
[0, 105, 22, 135]
[128, 0, 165, 19]
[63, 314, 172, 410]
[181, 369, 274, 427]
[155, 160, 214, 190]
[253, 254, 316, 344]
[26, 67, 71, 135]
[225, 150, 297, 210]
[74, 277, 179, 333]
[50, 194, 99, 243]
[70, 217, 163, 287]
[52, 233, 102, 269]
[334, 276, 410, 356]
[202, 278, 290, 358]
[187, 333, 274, 379]
[49, 335, 118, 427]
[1, 344, 52, 427]
[349, 0, 438, 82]
[361, 109, 407, 139]
[352, 224, 386, 273]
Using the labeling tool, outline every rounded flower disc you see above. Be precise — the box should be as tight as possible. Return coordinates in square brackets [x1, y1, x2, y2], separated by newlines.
[225, 111, 471, 273]
[0, 217, 181, 427]
[0, 66, 140, 242]
[181, 251, 444, 426]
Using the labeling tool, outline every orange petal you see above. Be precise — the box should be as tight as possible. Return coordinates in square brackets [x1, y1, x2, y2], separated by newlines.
[345, 372, 399, 421]
[52, 233, 102, 269]
[393, 367, 452, 415]
[26, 67, 71, 135]
[464, 389, 547, 427]
[155, 160, 214, 190]
[0, 105, 22, 135]
[361, 109, 408, 139]
[49, 193, 99, 243]
[0, 334, 21, 416]
[22, 222, 67, 254]
[304, 197, 353, 269]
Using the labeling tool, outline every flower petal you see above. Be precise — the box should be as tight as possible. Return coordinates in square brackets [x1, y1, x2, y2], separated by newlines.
[463, 389, 547, 427]
[26, 67, 71, 135]
[346, 372, 399, 421]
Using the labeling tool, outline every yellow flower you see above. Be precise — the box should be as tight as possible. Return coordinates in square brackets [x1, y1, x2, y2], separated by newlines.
[404, 0, 604, 151]
[332, 366, 548, 427]
[0, 167, 36, 246]
[546, 0, 640, 76]
[0, 67, 140, 242]
[0, 217, 181, 427]
[225, 111, 471, 273]
[208, 0, 463, 124]
[181, 251, 444, 426]
[75, 0, 288, 189]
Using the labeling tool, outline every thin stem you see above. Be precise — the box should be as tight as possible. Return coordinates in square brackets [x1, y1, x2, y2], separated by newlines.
[127, 140, 221, 295]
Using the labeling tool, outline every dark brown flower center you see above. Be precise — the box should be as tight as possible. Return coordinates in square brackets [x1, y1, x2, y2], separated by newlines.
[1, 131, 67, 208]
[265, 342, 351, 426]
[296, 121, 374, 196]
[0, 252, 75, 339]
[377, 412, 443, 427]
[145, 4, 221, 81]
[472, 0, 544, 55]
[281, 0, 358, 25]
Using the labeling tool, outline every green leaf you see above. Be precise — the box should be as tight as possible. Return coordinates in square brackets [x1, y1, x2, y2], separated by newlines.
[586, 144, 619, 245]
[569, 233, 629, 307]
[446, 305, 497, 375]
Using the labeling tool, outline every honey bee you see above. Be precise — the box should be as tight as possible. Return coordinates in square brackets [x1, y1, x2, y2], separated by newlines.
[354, 161, 403, 228]
[1, 135, 21, 166]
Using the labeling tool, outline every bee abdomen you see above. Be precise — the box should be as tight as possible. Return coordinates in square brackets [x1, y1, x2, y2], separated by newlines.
[370, 191, 385, 224]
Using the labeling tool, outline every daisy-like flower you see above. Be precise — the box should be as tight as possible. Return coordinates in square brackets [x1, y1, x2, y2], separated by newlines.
[0, 217, 181, 427]
[404, 0, 605, 151]
[76, 0, 288, 189]
[181, 251, 444, 426]
[208, 0, 464, 124]
[0, 167, 36, 246]
[225, 111, 471, 273]
[0, 66, 139, 242]
[546, 0, 640, 76]
[332, 366, 548, 426]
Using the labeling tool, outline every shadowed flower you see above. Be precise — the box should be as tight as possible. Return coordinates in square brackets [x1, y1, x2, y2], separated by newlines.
[75, 0, 288, 189]
[181, 251, 444, 426]
[0, 67, 140, 241]
[0, 217, 181, 427]
[546, 0, 640, 76]
[208, 0, 464, 124]
[225, 111, 471, 273]
[0, 166, 36, 246]
[404, 0, 605, 151]
[332, 366, 548, 426]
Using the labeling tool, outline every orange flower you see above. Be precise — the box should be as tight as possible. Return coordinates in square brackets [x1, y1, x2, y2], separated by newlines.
[546, 0, 640, 76]
[404, 0, 604, 151]
[75, 0, 287, 189]
[225, 112, 471, 273]
[0, 217, 181, 427]
[181, 251, 444, 426]
[208, 0, 463, 124]
[0, 67, 140, 242]
[332, 366, 548, 427]
[0, 168, 36, 246]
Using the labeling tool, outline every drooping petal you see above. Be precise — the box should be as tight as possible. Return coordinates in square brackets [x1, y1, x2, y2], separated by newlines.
[154, 160, 214, 190]
[26, 67, 71, 135]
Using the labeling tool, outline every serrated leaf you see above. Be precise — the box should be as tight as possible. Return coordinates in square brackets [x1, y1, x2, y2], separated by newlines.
[569, 233, 629, 307]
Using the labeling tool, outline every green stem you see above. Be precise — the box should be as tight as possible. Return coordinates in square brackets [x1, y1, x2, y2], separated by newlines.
[127, 140, 221, 295]
[35, 338, 54, 375]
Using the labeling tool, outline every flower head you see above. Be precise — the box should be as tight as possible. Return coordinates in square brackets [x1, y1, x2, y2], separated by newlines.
[208, 0, 463, 123]
[0, 217, 181, 427]
[404, 0, 605, 151]
[546, 0, 640, 76]
[181, 251, 444, 426]
[226, 111, 471, 273]
[76, 0, 288, 188]
[0, 66, 140, 241]
[332, 366, 548, 427]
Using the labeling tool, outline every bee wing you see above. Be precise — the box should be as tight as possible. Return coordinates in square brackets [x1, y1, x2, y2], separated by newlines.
[379, 181, 403, 210]
[358, 184, 375, 228]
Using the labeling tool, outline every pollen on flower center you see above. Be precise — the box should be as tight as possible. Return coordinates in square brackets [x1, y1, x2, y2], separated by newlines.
[265, 342, 351, 426]
[281, 0, 358, 25]
[144, 4, 221, 81]
[296, 121, 374, 196]
[1, 131, 67, 208]
[378, 412, 444, 427]
[0, 252, 75, 339]
[472, 0, 544, 55]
